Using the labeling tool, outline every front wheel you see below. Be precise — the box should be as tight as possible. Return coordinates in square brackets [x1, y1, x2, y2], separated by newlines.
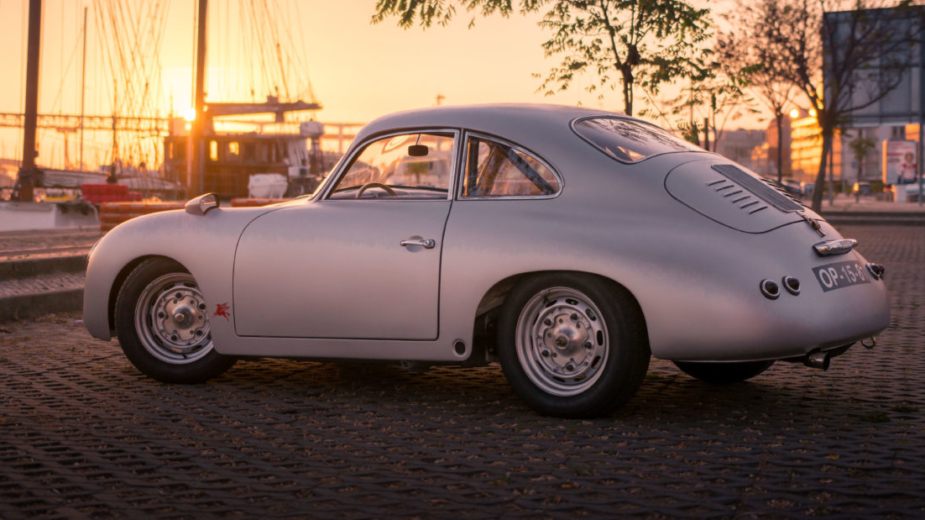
[497, 273, 650, 418]
[673, 360, 774, 383]
[115, 258, 236, 383]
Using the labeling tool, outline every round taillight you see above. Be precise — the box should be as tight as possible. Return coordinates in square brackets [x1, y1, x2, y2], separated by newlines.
[760, 279, 780, 300]
[866, 263, 885, 280]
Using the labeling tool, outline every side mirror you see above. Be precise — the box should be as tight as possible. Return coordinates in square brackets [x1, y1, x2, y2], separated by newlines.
[185, 193, 219, 215]
[408, 144, 429, 157]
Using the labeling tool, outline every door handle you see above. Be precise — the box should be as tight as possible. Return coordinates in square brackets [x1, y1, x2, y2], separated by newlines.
[400, 238, 436, 249]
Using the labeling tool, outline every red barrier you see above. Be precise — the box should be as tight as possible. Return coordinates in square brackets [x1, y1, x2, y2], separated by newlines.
[100, 201, 184, 231]
[82, 184, 143, 205]
[229, 198, 290, 208]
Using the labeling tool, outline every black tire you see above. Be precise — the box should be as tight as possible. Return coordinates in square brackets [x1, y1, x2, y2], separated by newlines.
[115, 258, 236, 383]
[673, 360, 774, 383]
[497, 273, 650, 418]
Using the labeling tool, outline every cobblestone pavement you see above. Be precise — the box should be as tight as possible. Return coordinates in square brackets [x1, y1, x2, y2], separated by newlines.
[1, 225, 922, 519]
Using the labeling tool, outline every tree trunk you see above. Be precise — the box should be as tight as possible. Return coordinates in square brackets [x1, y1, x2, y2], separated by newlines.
[811, 127, 834, 212]
[776, 113, 784, 184]
[621, 66, 634, 117]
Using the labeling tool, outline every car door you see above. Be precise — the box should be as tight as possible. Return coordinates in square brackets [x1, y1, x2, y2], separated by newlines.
[232, 130, 457, 340]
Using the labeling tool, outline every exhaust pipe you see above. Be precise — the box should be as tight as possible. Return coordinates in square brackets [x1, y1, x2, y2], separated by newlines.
[804, 352, 831, 371]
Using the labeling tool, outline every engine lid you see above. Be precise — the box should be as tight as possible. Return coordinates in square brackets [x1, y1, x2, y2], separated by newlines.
[665, 159, 808, 233]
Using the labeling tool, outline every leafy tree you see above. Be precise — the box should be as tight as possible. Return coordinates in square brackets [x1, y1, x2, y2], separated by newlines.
[372, 0, 711, 117]
[734, 0, 923, 212]
[848, 135, 877, 181]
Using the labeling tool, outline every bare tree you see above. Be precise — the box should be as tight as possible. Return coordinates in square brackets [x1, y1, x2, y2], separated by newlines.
[372, 0, 711, 117]
[736, 0, 923, 211]
[727, 7, 798, 184]
[642, 32, 759, 152]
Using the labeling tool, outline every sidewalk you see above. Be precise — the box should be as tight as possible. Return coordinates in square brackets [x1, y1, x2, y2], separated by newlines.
[808, 194, 925, 225]
[0, 228, 100, 322]
[817, 194, 925, 214]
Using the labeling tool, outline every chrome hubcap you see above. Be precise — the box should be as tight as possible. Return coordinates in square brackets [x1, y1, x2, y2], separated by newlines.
[515, 287, 609, 397]
[134, 273, 213, 364]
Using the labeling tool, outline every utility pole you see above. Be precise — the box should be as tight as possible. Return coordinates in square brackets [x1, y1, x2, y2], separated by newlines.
[80, 7, 88, 171]
[17, 0, 43, 202]
[188, 0, 208, 198]
[918, 23, 924, 207]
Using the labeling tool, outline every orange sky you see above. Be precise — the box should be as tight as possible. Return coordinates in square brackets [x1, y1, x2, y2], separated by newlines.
[0, 0, 758, 170]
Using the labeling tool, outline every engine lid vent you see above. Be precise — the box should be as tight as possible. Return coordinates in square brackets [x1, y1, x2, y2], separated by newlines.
[711, 164, 803, 213]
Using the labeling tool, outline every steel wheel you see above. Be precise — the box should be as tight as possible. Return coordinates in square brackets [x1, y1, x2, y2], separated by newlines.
[115, 258, 235, 383]
[498, 273, 650, 418]
[515, 287, 609, 397]
[134, 273, 213, 364]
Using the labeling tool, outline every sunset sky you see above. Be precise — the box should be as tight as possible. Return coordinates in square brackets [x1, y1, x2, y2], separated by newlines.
[0, 0, 756, 170]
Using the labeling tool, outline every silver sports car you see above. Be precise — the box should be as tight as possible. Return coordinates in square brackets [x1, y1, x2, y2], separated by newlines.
[83, 104, 890, 418]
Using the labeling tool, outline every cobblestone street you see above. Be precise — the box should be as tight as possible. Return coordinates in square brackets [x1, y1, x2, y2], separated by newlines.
[1, 225, 923, 519]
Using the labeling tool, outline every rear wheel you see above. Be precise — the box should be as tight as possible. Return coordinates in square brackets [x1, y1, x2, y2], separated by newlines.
[673, 360, 774, 383]
[115, 258, 235, 383]
[498, 273, 650, 418]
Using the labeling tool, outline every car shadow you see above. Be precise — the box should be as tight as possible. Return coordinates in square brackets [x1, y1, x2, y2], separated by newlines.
[206, 355, 880, 427]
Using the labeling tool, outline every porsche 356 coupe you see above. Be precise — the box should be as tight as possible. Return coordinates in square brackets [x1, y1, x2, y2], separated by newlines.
[84, 104, 890, 417]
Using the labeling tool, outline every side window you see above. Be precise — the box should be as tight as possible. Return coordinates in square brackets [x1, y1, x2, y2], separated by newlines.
[460, 136, 560, 198]
[328, 132, 455, 200]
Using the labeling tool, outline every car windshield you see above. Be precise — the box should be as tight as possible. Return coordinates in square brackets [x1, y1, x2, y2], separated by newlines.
[573, 117, 703, 163]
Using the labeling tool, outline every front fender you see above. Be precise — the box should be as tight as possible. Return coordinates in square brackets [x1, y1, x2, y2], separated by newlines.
[83, 206, 275, 342]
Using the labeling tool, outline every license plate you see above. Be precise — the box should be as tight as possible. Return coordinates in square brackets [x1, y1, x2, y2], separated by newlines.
[812, 261, 870, 292]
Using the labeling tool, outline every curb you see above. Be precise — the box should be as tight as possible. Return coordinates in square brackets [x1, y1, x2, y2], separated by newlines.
[0, 289, 84, 323]
[823, 215, 925, 226]
[0, 255, 87, 281]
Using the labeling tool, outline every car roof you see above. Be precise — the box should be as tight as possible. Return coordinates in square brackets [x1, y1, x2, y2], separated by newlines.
[354, 103, 638, 143]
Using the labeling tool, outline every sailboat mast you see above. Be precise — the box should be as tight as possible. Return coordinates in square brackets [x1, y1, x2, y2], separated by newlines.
[80, 7, 88, 172]
[188, 0, 208, 197]
[17, 0, 43, 202]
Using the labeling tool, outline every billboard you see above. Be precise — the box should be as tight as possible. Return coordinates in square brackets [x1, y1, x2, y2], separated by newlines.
[882, 140, 918, 184]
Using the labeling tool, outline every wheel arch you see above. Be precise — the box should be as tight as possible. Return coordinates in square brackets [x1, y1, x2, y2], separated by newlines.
[107, 255, 189, 336]
[470, 270, 649, 363]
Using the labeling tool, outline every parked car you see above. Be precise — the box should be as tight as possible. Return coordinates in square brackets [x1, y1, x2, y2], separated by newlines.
[852, 181, 873, 197]
[762, 176, 804, 199]
[781, 179, 804, 198]
[83, 104, 890, 418]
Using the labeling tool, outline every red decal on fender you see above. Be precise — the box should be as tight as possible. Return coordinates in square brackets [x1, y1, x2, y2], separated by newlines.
[213, 303, 231, 321]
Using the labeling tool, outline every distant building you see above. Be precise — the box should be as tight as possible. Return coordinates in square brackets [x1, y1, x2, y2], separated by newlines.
[821, 5, 925, 189]
[789, 111, 919, 186]
[790, 109, 844, 186]
[839, 125, 918, 184]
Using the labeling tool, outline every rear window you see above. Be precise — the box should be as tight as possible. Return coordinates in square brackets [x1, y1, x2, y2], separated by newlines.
[573, 117, 702, 163]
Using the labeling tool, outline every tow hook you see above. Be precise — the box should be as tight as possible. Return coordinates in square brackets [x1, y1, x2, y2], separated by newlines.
[861, 337, 877, 349]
